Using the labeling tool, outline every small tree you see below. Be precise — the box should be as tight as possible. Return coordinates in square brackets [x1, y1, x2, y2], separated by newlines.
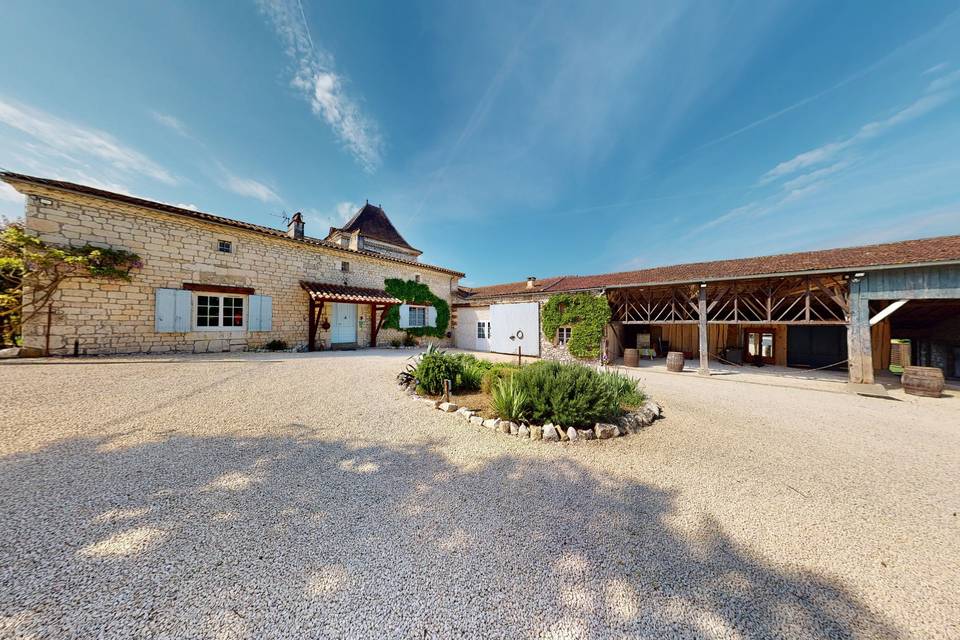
[0, 220, 142, 347]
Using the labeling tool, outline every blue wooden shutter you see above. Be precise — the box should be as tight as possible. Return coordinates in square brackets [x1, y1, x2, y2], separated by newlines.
[398, 304, 410, 329]
[248, 295, 262, 331]
[156, 289, 192, 332]
[173, 290, 192, 332]
[247, 295, 273, 332]
[155, 289, 176, 332]
[426, 306, 437, 327]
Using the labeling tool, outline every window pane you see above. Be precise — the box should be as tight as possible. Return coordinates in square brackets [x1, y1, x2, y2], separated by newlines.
[409, 306, 425, 327]
[477, 322, 485, 338]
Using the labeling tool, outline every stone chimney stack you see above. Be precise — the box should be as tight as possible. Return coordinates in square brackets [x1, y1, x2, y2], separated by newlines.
[526, 276, 536, 289]
[287, 212, 304, 240]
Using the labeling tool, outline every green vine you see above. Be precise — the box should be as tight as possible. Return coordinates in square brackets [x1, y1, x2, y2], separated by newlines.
[382, 278, 449, 338]
[541, 292, 611, 359]
[1, 221, 142, 344]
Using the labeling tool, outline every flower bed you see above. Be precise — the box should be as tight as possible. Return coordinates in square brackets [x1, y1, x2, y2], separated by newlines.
[396, 348, 662, 442]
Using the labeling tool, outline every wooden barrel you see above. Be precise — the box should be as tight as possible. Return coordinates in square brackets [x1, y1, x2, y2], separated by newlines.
[623, 348, 639, 368]
[902, 366, 944, 398]
[666, 351, 685, 372]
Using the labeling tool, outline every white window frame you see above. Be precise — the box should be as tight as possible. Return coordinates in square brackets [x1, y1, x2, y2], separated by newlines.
[218, 240, 232, 253]
[192, 292, 246, 331]
[557, 326, 572, 345]
[408, 305, 427, 328]
[477, 321, 486, 339]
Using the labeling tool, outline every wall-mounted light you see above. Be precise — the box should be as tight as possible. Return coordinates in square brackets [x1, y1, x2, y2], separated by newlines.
[854, 272, 865, 278]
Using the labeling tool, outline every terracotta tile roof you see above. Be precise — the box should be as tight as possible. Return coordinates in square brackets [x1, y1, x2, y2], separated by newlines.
[300, 281, 402, 304]
[0, 172, 464, 277]
[462, 235, 960, 300]
[328, 202, 420, 254]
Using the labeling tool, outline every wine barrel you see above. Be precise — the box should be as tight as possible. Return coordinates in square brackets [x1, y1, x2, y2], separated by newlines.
[902, 366, 944, 398]
[666, 351, 685, 372]
[623, 348, 639, 368]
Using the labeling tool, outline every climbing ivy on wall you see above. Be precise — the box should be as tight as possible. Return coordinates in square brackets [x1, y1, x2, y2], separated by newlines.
[382, 278, 450, 338]
[541, 292, 611, 359]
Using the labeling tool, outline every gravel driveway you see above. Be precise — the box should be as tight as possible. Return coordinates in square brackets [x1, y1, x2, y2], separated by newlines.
[1, 350, 957, 639]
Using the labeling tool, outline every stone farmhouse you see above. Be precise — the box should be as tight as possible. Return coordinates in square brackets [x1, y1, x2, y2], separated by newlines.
[3, 172, 960, 385]
[2, 172, 463, 355]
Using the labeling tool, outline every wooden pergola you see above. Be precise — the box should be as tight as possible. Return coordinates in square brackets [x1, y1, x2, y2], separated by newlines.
[299, 281, 402, 351]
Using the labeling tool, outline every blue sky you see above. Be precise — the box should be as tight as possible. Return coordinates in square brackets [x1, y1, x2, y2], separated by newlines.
[1, 1, 958, 285]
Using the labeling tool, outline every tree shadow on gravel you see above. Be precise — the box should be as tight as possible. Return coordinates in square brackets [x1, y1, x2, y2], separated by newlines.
[0, 427, 900, 639]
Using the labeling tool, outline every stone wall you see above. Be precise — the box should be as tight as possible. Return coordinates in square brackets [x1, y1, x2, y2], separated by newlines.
[15, 185, 460, 355]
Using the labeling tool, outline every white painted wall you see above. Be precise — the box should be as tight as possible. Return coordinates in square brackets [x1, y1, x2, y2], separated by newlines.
[490, 302, 540, 356]
[454, 306, 490, 351]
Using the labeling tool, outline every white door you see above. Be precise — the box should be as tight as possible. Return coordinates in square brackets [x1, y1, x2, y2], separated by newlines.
[331, 302, 357, 344]
[489, 302, 540, 356]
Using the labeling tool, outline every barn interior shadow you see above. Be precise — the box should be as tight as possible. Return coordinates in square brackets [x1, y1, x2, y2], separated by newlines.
[0, 427, 900, 639]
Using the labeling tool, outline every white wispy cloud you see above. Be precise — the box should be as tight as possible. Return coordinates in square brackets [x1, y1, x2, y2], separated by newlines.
[256, 0, 382, 172]
[221, 171, 282, 203]
[923, 62, 948, 76]
[175, 202, 199, 211]
[927, 69, 960, 93]
[0, 182, 24, 204]
[0, 98, 176, 185]
[150, 111, 190, 137]
[781, 161, 850, 191]
[303, 200, 357, 231]
[762, 90, 954, 183]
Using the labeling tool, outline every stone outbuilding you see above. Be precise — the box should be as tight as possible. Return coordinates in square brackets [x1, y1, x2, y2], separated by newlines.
[454, 237, 960, 383]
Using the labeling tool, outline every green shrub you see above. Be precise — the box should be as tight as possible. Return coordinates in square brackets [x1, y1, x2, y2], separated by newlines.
[450, 354, 491, 391]
[414, 351, 461, 395]
[491, 375, 527, 422]
[402, 333, 417, 347]
[263, 339, 289, 351]
[481, 364, 520, 394]
[513, 361, 619, 428]
[389, 338, 402, 348]
[598, 370, 647, 408]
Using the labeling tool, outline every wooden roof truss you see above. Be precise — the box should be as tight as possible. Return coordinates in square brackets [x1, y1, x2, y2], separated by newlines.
[609, 275, 850, 325]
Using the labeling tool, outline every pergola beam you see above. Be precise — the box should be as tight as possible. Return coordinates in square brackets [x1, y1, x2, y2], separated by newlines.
[869, 299, 908, 326]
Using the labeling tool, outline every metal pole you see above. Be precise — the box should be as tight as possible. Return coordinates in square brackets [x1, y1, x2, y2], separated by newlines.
[517, 345, 522, 367]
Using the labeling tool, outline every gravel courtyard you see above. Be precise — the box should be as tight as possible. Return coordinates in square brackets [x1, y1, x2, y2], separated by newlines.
[1, 351, 958, 639]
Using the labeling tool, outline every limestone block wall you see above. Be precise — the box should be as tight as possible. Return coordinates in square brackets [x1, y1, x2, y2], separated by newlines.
[15, 186, 459, 355]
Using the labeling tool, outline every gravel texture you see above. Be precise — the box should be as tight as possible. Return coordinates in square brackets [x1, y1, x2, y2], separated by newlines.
[1, 350, 958, 639]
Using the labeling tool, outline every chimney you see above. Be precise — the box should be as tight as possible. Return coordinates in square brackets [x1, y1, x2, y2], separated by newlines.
[287, 212, 304, 240]
[526, 276, 536, 289]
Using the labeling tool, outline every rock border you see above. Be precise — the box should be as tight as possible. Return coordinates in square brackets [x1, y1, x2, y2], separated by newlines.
[397, 381, 662, 443]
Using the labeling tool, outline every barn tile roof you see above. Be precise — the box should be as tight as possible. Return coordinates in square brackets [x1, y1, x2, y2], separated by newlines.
[327, 202, 420, 254]
[461, 234, 960, 300]
[300, 281, 402, 305]
[0, 172, 464, 277]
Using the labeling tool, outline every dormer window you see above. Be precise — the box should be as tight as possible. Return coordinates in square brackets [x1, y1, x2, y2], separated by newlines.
[218, 240, 232, 253]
